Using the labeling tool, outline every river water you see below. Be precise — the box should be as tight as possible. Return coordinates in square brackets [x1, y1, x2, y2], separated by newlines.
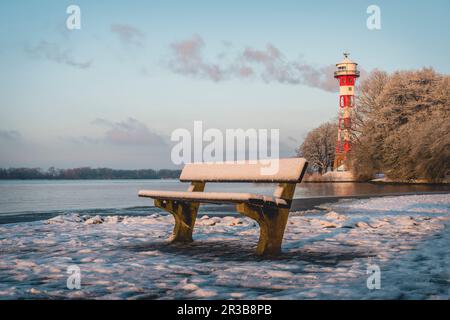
[0, 180, 448, 223]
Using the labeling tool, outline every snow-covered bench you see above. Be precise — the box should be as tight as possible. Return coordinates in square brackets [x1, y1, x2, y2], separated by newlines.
[138, 158, 308, 256]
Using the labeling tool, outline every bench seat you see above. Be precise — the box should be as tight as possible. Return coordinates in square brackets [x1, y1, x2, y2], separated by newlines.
[138, 190, 289, 207]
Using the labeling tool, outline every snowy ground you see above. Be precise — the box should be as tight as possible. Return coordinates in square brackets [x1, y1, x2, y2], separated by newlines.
[0, 194, 448, 299]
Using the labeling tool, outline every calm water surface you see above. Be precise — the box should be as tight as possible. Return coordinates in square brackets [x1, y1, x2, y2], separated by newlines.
[0, 180, 448, 222]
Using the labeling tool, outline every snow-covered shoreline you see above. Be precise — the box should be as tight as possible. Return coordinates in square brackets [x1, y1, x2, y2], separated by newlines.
[0, 194, 448, 299]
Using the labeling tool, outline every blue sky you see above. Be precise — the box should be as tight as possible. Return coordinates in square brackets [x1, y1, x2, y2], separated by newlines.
[1, 0, 449, 169]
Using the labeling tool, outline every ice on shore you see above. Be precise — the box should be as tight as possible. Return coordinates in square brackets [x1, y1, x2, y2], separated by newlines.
[0, 194, 448, 299]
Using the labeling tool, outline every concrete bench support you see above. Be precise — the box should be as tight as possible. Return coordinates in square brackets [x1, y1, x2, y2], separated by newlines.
[236, 183, 295, 255]
[154, 182, 204, 243]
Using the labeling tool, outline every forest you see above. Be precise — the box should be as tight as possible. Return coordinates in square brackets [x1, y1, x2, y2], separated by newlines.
[0, 167, 181, 180]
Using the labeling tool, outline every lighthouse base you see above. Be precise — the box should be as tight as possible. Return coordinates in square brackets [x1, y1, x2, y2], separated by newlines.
[333, 153, 351, 172]
[322, 171, 355, 182]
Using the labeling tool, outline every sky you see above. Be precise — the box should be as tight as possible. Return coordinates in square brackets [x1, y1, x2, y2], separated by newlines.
[0, 0, 449, 169]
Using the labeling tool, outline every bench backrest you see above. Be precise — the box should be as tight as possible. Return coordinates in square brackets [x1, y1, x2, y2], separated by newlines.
[179, 158, 308, 183]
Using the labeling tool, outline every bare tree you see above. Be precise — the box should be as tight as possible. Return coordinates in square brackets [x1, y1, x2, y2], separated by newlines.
[297, 122, 337, 174]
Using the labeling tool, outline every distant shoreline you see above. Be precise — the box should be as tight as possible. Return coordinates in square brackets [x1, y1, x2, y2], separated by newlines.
[0, 167, 181, 180]
[303, 172, 450, 184]
[0, 178, 179, 181]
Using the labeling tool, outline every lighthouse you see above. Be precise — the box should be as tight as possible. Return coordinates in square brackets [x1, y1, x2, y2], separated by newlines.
[333, 52, 360, 171]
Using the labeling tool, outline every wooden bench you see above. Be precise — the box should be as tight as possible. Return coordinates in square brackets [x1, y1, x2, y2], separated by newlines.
[138, 158, 308, 256]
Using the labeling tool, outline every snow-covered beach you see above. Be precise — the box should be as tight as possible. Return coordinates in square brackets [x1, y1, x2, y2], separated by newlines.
[0, 194, 448, 300]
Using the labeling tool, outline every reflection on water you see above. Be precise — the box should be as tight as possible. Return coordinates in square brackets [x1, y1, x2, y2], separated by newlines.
[294, 182, 449, 198]
[0, 179, 448, 215]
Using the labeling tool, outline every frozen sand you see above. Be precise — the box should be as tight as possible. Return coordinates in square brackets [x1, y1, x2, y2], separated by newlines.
[0, 194, 448, 299]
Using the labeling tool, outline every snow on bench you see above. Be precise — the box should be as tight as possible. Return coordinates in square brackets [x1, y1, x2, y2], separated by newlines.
[138, 158, 308, 256]
[179, 158, 307, 182]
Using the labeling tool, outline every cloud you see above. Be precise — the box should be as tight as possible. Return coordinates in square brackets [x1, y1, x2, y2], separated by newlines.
[167, 35, 367, 92]
[61, 136, 100, 145]
[110, 24, 145, 47]
[0, 130, 21, 140]
[168, 34, 225, 82]
[92, 118, 167, 146]
[240, 44, 337, 91]
[25, 40, 92, 69]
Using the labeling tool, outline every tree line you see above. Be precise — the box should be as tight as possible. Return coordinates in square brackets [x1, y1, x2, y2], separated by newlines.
[297, 68, 450, 182]
[0, 167, 182, 180]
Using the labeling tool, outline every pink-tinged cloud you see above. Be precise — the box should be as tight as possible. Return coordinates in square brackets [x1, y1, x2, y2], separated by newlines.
[167, 35, 369, 92]
[92, 118, 166, 146]
[243, 44, 282, 63]
[168, 34, 226, 82]
[110, 24, 145, 46]
[238, 66, 254, 77]
[240, 44, 338, 91]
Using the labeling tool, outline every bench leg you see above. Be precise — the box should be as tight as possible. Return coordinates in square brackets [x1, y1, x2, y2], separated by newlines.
[154, 182, 205, 243]
[154, 199, 200, 243]
[237, 204, 289, 256]
[256, 207, 289, 256]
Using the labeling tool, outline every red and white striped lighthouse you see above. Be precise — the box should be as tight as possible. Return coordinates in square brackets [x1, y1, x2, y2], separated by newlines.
[334, 52, 360, 171]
